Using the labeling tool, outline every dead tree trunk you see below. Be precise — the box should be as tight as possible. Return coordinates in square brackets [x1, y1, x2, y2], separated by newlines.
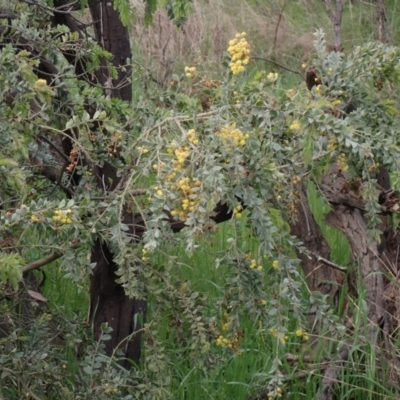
[376, 0, 388, 43]
[307, 166, 400, 399]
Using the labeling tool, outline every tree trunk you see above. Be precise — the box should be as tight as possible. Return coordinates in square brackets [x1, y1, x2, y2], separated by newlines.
[290, 183, 342, 298]
[310, 166, 400, 398]
[84, 0, 146, 367]
[90, 241, 146, 368]
[53, 0, 144, 366]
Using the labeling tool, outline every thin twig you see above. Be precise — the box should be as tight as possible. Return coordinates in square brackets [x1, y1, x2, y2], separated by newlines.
[272, 1, 286, 53]
[38, 135, 69, 162]
[312, 253, 347, 272]
[251, 56, 304, 78]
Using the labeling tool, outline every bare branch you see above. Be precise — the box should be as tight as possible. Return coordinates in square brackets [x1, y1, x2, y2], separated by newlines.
[251, 56, 304, 78]
[34, 164, 75, 196]
[312, 253, 348, 272]
[37, 135, 69, 162]
[272, 1, 286, 53]
[23, 241, 80, 274]
[23, 252, 62, 274]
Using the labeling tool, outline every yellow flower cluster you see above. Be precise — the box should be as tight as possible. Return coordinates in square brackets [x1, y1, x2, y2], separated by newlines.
[233, 204, 242, 219]
[368, 162, 380, 172]
[331, 99, 341, 106]
[327, 136, 338, 152]
[249, 258, 263, 271]
[286, 88, 296, 97]
[173, 146, 190, 169]
[31, 215, 41, 223]
[52, 209, 72, 224]
[107, 131, 123, 156]
[221, 312, 231, 331]
[227, 32, 250, 75]
[269, 328, 288, 345]
[185, 66, 196, 78]
[34, 79, 48, 90]
[154, 186, 164, 197]
[289, 120, 301, 131]
[187, 129, 199, 145]
[267, 72, 279, 82]
[170, 177, 202, 221]
[292, 175, 301, 184]
[233, 91, 241, 104]
[217, 123, 249, 149]
[152, 161, 166, 175]
[295, 328, 309, 341]
[166, 171, 176, 182]
[216, 333, 240, 349]
[141, 248, 148, 262]
[137, 146, 149, 154]
[337, 153, 349, 172]
[271, 259, 283, 272]
[104, 384, 118, 394]
[268, 387, 283, 400]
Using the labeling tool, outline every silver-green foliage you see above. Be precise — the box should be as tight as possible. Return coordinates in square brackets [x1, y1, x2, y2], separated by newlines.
[2, 0, 400, 393]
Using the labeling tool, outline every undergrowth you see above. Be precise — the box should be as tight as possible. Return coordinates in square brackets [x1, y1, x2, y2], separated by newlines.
[3, 0, 400, 399]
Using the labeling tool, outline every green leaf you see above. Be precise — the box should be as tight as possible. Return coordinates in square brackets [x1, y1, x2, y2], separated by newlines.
[144, 0, 158, 25]
[0, 252, 24, 290]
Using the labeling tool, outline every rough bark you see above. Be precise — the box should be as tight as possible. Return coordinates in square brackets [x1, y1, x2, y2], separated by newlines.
[376, 0, 388, 43]
[325, 206, 386, 336]
[90, 241, 146, 368]
[323, 0, 344, 51]
[290, 183, 342, 298]
[310, 165, 400, 398]
[89, 1, 132, 100]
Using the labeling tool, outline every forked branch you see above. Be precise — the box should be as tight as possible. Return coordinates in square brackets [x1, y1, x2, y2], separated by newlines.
[323, 0, 344, 51]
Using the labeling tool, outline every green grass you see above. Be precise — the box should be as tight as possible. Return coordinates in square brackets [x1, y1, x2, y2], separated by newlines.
[307, 182, 351, 266]
[38, 189, 396, 399]
[41, 262, 89, 319]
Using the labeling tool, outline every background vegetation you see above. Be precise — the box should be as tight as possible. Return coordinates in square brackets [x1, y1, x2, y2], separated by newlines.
[3, 0, 400, 399]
